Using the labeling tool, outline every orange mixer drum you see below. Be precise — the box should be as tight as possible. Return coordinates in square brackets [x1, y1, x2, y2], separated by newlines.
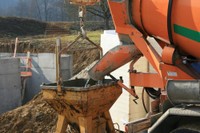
[131, 0, 200, 58]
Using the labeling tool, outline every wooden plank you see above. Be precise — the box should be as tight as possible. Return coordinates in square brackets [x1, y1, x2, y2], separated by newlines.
[104, 111, 115, 133]
[55, 115, 69, 133]
[78, 116, 93, 133]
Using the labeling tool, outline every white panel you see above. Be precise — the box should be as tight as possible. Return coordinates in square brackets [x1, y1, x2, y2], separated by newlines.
[101, 30, 149, 131]
[101, 30, 129, 131]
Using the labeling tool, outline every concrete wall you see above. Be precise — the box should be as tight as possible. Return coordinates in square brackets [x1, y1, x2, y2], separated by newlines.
[101, 30, 149, 131]
[0, 58, 22, 114]
[0, 53, 73, 104]
[24, 53, 73, 103]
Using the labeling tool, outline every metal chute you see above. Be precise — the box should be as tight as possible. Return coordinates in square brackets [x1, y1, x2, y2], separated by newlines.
[88, 45, 141, 81]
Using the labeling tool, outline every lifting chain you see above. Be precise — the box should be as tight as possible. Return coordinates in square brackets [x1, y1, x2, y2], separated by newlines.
[79, 6, 86, 38]
[59, 5, 103, 57]
[55, 3, 102, 95]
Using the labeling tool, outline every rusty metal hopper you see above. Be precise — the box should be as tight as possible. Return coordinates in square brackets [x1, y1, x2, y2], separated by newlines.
[42, 79, 122, 133]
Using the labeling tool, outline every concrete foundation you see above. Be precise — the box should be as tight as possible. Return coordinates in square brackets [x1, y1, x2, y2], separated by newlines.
[0, 58, 22, 114]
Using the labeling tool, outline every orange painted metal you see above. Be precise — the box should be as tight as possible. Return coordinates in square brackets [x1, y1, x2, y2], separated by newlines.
[155, 39, 168, 49]
[106, 0, 196, 92]
[117, 80, 138, 98]
[19, 57, 32, 78]
[129, 73, 164, 88]
[108, 1, 130, 33]
[172, 0, 200, 58]
[88, 45, 141, 81]
[21, 71, 32, 77]
[160, 64, 194, 82]
[129, 31, 162, 75]
[108, 1, 162, 74]
[136, 0, 169, 41]
[130, 0, 200, 58]
[161, 46, 175, 65]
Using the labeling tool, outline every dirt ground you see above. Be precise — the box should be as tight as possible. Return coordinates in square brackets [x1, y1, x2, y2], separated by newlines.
[0, 94, 57, 133]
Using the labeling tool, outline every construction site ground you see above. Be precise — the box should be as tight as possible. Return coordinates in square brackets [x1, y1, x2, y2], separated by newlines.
[0, 17, 103, 133]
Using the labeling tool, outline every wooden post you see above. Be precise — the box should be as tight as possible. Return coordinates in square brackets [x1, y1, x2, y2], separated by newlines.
[55, 38, 62, 94]
[26, 51, 30, 71]
[78, 116, 93, 133]
[104, 111, 115, 133]
[13, 37, 18, 57]
[56, 115, 68, 133]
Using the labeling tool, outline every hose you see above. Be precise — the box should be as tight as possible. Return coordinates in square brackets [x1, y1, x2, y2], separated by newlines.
[142, 87, 148, 113]
[145, 87, 161, 100]
[142, 87, 161, 113]
[113, 122, 120, 132]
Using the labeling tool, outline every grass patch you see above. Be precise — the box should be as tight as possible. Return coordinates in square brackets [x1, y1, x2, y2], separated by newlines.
[25, 30, 103, 46]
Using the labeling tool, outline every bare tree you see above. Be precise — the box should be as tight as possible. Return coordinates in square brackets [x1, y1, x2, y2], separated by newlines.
[43, 0, 49, 21]
[86, 0, 111, 29]
[53, 0, 67, 21]
[46, 0, 78, 21]
[34, 0, 52, 21]
[63, 0, 78, 21]
[29, 0, 42, 20]
[35, 0, 43, 20]
[17, 0, 29, 17]
[0, 0, 80, 22]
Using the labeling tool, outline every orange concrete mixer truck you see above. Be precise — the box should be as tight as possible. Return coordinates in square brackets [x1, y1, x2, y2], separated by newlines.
[86, 0, 200, 132]
[61, 0, 200, 132]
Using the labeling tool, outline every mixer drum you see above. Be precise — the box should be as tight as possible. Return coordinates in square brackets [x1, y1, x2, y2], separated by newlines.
[131, 0, 200, 58]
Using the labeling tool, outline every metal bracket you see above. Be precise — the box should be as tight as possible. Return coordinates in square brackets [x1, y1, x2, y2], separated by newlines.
[108, 74, 139, 100]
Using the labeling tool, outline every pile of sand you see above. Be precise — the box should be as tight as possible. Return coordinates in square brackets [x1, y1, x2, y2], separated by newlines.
[0, 94, 57, 133]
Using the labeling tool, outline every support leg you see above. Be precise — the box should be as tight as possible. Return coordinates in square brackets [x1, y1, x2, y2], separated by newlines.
[104, 111, 115, 133]
[78, 116, 93, 133]
[56, 115, 68, 133]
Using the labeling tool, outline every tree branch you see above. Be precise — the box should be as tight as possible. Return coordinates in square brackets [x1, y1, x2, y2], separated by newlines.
[86, 9, 104, 18]
[86, 7, 104, 14]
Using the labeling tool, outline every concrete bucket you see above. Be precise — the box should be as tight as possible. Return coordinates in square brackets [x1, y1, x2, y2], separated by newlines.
[42, 78, 122, 133]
